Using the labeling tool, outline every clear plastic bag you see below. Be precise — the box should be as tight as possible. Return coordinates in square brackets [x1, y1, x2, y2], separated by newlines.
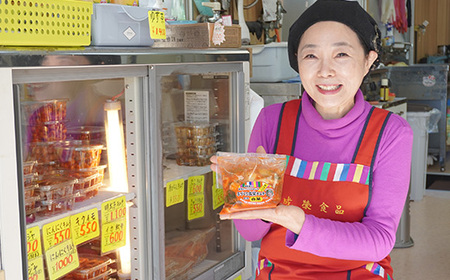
[215, 152, 287, 214]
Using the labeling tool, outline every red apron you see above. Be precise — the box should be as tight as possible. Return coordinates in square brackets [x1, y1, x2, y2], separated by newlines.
[256, 99, 394, 279]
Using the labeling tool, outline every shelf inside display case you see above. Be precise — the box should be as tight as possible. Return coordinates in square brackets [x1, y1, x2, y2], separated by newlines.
[163, 160, 213, 186]
[26, 190, 136, 228]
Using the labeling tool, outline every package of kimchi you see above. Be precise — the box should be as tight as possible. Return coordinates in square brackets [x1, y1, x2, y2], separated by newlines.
[215, 152, 288, 214]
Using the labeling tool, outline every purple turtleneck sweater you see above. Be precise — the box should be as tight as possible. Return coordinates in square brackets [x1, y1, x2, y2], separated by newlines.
[235, 90, 413, 262]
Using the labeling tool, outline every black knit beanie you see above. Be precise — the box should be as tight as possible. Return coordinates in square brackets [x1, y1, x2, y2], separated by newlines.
[288, 0, 381, 73]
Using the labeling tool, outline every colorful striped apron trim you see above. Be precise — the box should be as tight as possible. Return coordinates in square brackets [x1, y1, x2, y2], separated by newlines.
[363, 263, 392, 279]
[289, 158, 371, 185]
[257, 258, 273, 276]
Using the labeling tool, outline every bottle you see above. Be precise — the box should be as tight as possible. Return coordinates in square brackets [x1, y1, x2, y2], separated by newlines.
[380, 78, 390, 102]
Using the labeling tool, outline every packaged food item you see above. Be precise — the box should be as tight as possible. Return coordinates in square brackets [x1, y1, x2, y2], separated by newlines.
[174, 122, 218, 138]
[34, 161, 60, 175]
[174, 122, 219, 166]
[23, 160, 37, 175]
[21, 99, 67, 124]
[38, 195, 75, 216]
[27, 121, 67, 142]
[24, 184, 39, 198]
[215, 152, 287, 214]
[56, 141, 103, 169]
[67, 165, 107, 190]
[67, 126, 106, 144]
[165, 227, 215, 278]
[26, 141, 61, 163]
[65, 254, 114, 280]
[25, 195, 40, 213]
[23, 173, 39, 187]
[74, 183, 102, 202]
[37, 176, 76, 200]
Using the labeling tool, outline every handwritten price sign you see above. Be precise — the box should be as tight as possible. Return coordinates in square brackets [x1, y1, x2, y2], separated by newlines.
[42, 217, 71, 251]
[44, 238, 79, 280]
[28, 256, 45, 280]
[166, 179, 185, 207]
[187, 176, 205, 220]
[27, 226, 42, 260]
[188, 176, 204, 196]
[188, 194, 205, 220]
[71, 208, 99, 246]
[148, 10, 166, 39]
[101, 218, 126, 253]
[101, 196, 127, 224]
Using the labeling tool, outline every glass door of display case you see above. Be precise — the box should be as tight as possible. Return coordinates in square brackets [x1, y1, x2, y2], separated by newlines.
[0, 64, 151, 280]
[148, 62, 252, 280]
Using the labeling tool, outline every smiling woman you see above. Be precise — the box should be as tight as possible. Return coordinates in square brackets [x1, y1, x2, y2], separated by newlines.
[214, 1, 414, 279]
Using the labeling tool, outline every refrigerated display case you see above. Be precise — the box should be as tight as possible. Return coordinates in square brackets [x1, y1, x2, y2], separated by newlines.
[0, 49, 251, 280]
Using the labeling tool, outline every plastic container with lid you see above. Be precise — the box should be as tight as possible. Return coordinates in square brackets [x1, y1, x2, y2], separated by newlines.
[37, 177, 77, 200]
[21, 99, 67, 124]
[38, 195, 75, 216]
[66, 254, 115, 280]
[56, 141, 104, 170]
[23, 173, 39, 187]
[34, 161, 60, 176]
[23, 161, 37, 175]
[67, 126, 106, 144]
[24, 184, 39, 198]
[74, 183, 102, 203]
[26, 142, 62, 163]
[27, 121, 67, 142]
[174, 122, 218, 138]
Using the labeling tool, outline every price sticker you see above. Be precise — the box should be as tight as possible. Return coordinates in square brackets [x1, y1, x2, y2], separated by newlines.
[187, 194, 205, 220]
[234, 276, 242, 280]
[44, 238, 79, 280]
[101, 196, 127, 224]
[166, 179, 185, 207]
[212, 172, 224, 210]
[101, 218, 126, 253]
[71, 208, 100, 246]
[27, 226, 42, 260]
[148, 10, 166, 39]
[42, 217, 71, 251]
[28, 256, 45, 280]
[188, 175, 204, 196]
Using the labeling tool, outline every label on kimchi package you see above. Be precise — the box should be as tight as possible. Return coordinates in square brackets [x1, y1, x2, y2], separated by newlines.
[236, 181, 275, 205]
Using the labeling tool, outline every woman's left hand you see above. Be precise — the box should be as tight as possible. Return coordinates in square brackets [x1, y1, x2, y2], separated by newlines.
[220, 204, 306, 235]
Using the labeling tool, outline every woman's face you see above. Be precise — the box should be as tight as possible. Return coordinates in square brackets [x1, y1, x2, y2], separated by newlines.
[297, 21, 377, 119]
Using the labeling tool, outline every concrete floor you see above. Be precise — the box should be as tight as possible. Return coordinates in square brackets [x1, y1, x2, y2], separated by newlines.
[390, 189, 450, 279]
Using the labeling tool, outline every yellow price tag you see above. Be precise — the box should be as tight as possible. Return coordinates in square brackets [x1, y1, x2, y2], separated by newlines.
[101, 196, 127, 224]
[234, 276, 242, 280]
[187, 194, 204, 220]
[27, 226, 42, 260]
[27, 256, 45, 280]
[71, 208, 100, 246]
[42, 217, 71, 251]
[188, 175, 204, 196]
[148, 10, 166, 39]
[44, 239, 79, 280]
[166, 179, 185, 207]
[101, 218, 127, 253]
[212, 172, 224, 210]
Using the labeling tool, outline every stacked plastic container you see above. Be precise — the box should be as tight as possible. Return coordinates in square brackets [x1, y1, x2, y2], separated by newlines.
[22, 100, 106, 222]
[174, 122, 219, 166]
[64, 254, 116, 280]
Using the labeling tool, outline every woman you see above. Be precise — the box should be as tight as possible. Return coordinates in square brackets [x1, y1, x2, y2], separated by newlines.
[212, 0, 413, 279]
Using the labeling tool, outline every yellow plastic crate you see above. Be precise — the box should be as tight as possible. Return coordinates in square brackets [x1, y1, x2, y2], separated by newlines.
[0, 0, 93, 46]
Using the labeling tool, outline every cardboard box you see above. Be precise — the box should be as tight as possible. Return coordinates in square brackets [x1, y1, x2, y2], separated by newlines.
[153, 23, 241, 48]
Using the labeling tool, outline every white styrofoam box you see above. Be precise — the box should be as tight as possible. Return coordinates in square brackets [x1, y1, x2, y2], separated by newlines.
[91, 4, 154, 46]
[407, 111, 431, 201]
[249, 42, 298, 82]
